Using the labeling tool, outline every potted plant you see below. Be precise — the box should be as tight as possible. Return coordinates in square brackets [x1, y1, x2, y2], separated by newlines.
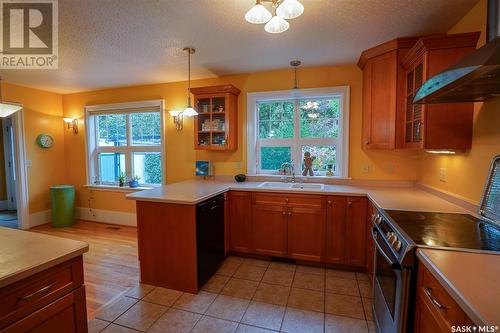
[128, 175, 140, 188]
[118, 172, 126, 187]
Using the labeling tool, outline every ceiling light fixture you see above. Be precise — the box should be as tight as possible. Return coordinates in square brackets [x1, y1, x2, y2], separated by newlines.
[0, 77, 22, 117]
[183, 47, 198, 117]
[245, 0, 304, 34]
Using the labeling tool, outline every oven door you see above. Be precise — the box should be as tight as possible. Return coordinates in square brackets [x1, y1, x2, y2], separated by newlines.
[371, 228, 411, 333]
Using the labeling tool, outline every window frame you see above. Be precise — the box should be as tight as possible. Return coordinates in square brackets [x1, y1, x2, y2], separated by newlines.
[85, 100, 165, 186]
[247, 87, 350, 178]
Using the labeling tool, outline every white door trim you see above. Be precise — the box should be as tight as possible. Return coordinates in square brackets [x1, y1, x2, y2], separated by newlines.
[11, 109, 29, 229]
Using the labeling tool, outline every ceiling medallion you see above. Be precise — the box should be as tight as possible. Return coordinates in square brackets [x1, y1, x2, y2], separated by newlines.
[245, 0, 304, 34]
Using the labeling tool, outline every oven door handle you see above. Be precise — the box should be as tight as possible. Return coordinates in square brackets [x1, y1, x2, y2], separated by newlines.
[371, 227, 401, 270]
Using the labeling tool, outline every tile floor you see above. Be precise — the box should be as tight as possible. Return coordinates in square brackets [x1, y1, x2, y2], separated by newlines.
[89, 256, 375, 333]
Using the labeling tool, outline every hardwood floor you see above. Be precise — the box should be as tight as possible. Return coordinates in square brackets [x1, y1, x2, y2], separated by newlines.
[30, 220, 139, 318]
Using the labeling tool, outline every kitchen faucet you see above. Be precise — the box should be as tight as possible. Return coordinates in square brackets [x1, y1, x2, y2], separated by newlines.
[280, 162, 295, 183]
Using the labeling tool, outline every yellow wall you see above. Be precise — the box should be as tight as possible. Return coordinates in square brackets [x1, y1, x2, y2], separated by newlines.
[62, 65, 418, 212]
[2, 83, 66, 213]
[416, 0, 500, 204]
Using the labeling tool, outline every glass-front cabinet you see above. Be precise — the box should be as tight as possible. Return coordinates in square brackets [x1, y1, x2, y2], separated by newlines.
[191, 85, 241, 150]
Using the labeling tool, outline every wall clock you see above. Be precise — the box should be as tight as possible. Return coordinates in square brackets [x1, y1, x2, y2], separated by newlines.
[36, 134, 54, 148]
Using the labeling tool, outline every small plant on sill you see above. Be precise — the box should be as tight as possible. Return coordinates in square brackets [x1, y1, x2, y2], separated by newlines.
[128, 175, 141, 188]
[118, 172, 127, 187]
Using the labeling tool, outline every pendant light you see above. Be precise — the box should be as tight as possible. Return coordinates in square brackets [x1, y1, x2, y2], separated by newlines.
[182, 47, 198, 117]
[0, 77, 22, 117]
[245, 0, 272, 24]
[245, 0, 304, 34]
[276, 0, 304, 19]
[265, 13, 289, 34]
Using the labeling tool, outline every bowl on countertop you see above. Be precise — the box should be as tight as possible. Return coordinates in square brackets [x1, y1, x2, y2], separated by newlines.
[234, 174, 246, 183]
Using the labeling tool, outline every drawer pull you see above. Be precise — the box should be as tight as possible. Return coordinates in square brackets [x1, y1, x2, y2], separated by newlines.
[424, 287, 445, 309]
[18, 282, 56, 301]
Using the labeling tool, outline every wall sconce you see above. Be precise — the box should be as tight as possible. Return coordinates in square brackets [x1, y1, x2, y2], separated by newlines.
[63, 118, 78, 134]
[169, 110, 183, 131]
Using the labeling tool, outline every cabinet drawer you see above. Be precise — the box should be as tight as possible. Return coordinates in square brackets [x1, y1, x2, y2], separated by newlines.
[418, 264, 465, 329]
[253, 192, 322, 208]
[1, 286, 87, 333]
[253, 193, 287, 206]
[0, 256, 84, 329]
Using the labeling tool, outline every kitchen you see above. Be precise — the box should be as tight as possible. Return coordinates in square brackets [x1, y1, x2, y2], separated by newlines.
[0, 0, 499, 333]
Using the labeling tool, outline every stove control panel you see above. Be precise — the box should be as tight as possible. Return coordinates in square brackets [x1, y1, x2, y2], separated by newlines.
[373, 212, 405, 254]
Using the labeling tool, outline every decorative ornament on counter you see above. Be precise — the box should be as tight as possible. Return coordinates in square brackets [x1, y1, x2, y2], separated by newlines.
[36, 134, 54, 148]
[302, 151, 315, 176]
[326, 164, 334, 177]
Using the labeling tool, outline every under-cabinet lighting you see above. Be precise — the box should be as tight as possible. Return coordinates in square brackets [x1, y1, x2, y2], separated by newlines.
[426, 150, 457, 155]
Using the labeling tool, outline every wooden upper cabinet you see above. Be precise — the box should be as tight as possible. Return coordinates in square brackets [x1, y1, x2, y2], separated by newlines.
[287, 196, 325, 262]
[191, 85, 240, 151]
[401, 32, 480, 150]
[229, 191, 252, 253]
[358, 37, 419, 149]
[344, 197, 368, 267]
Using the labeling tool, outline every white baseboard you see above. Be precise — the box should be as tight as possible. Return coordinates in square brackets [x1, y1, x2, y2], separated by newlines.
[29, 210, 51, 228]
[75, 207, 136, 226]
[0, 200, 9, 210]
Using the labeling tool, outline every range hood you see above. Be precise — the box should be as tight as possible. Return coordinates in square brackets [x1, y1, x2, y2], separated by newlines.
[414, 0, 500, 104]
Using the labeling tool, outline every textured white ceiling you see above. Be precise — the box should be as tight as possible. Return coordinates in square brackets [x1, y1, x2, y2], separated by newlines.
[1, 0, 479, 94]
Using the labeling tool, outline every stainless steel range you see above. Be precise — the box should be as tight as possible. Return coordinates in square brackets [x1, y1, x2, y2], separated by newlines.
[371, 155, 500, 333]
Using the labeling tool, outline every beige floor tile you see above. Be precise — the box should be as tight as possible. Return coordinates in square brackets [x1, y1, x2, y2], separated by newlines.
[281, 308, 324, 333]
[262, 269, 294, 287]
[218, 260, 242, 276]
[125, 284, 155, 299]
[268, 262, 296, 272]
[234, 264, 267, 282]
[356, 272, 370, 281]
[148, 308, 201, 333]
[287, 288, 324, 313]
[101, 324, 140, 333]
[241, 301, 285, 331]
[191, 316, 238, 333]
[225, 256, 245, 265]
[236, 324, 276, 333]
[326, 276, 360, 296]
[173, 291, 217, 314]
[358, 281, 373, 298]
[325, 314, 368, 333]
[252, 282, 290, 306]
[326, 269, 356, 280]
[95, 296, 138, 322]
[367, 320, 376, 333]
[292, 272, 325, 292]
[325, 293, 365, 320]
[115, 301, 167, 331]
[296, 265, 325, 275]
[243, 258, 270, 268]
[206, 295, 250, 322]
[88, 318, 110, 333]
[221, 278, 259, 300]
[202, 274, 230, 293]
[143, 287, 183, 306]
[362, 298, 374, 321]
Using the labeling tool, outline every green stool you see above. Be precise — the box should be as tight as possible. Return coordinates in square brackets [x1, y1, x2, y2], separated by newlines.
[50, 185, 75, 227]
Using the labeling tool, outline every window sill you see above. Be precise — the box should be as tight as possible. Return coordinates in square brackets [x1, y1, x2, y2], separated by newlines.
[84, 184, 154, 193]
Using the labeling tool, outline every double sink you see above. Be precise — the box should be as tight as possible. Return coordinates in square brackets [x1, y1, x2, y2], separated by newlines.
[257, 181, 325, 190]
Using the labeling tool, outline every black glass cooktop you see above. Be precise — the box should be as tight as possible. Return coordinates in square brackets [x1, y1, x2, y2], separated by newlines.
[385, 210, 500, 252]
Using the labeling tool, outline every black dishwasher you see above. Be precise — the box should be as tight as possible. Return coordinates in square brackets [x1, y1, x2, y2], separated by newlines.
[196, 194, 225, 287]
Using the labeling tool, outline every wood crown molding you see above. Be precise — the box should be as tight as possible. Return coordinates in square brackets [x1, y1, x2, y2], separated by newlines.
[190, 84, 241, 96]
[357, 36, 422, 69]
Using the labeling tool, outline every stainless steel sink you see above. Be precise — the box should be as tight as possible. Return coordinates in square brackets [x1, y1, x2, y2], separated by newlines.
[290, 183, 325, 190]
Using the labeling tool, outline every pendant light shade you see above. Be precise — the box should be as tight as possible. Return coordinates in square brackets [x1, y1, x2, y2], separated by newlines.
[183, 47, 198, 117]
[245, 1, 272, 24]
[0, 77, 22, 117]
[276, 0, 304, 20]
[265, 15, 290, 34]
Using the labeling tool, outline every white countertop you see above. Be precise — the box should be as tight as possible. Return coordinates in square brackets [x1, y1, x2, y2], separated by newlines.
[0, 227, 89, 288]
[126, 179, 469, 213]
[417, 248, 500, 326]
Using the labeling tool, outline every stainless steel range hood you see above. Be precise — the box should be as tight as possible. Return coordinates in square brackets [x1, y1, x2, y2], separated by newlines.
[413, 0, 500, 104]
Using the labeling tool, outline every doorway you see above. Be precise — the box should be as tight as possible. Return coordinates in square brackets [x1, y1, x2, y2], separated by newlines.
[0, 117, 18, 228]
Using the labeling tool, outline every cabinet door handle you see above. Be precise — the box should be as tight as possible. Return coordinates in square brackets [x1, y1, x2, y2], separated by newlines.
[18, 281, 55, 301]
[364, 140, 370, 145]
[348, 201, 352, 206]
[327, 200, 332, 205]
[288, 212, 292, 216]
[282, 211, 286, 216]
[424, 287, 445, 309]
[285, 198, 289, 203]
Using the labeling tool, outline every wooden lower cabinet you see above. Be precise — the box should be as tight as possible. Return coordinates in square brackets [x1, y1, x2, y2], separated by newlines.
[414, 262, 473, 333]
[229, 191, 252, 253]
[325, 197, 347, 264]
[252, 199, 287, 257]
[287, 196, 325, 262]
[0, 256, 87, 333]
